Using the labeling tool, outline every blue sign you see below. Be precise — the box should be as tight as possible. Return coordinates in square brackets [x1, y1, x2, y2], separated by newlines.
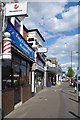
[5, 22, 35, 60]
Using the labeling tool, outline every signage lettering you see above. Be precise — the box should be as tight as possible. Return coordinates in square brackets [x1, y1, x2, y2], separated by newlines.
[5, 22, 35, 60]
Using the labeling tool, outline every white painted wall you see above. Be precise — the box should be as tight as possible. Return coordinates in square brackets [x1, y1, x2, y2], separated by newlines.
[46, 61, 53, 67]
[28, 31, 43, 46]
[32, 71, 35, 93]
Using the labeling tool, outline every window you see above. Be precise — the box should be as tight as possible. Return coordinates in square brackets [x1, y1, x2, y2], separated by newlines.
[78, 76, 80, 80]
[13, 54, 27, 86]
[14, 19, 21, 33]
[21, 60, 27, 85]
[13, 54, 20, 64]
[13, 62, 20, 87]
[2, 53, 29, 90]
[29, 43, 33, 47]
[28, 38, 34, 41]
[2, 60, 12, 90]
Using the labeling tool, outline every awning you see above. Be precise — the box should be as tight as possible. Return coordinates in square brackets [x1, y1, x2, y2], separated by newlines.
[32, 63, 45, 72]
[47, 67, 62, 74]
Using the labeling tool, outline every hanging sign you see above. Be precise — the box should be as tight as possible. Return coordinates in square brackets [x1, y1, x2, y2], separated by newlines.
[5, 2, 28, 17]
[37, 47, 48, 53]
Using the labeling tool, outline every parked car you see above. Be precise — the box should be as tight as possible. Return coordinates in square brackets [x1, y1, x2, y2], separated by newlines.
[61, 76, 65, 82]
[65, 77, 69, 82]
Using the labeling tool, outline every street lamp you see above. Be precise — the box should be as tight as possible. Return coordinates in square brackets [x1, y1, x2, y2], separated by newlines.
[71, 51, 73, 79]
[69, 50, 79, 97]
[65, 43, 78, 77]
[64, 43, 79, 90]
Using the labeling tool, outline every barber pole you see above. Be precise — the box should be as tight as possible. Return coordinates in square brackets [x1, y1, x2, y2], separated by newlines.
[3, 32, 11, 59]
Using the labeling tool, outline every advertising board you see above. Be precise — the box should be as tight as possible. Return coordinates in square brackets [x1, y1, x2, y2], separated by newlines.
[5, 22, 35, 60]
[5, 2, 27, 17]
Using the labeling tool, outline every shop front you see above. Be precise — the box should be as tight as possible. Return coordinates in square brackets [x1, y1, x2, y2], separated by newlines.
[32, 55, 45, 94]
[2, 21, 35, 116]
[34, 67, 44, 93]
[46, 67, 57, 87]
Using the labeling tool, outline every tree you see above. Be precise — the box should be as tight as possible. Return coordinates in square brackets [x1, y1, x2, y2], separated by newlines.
[66, 67, 75, 77]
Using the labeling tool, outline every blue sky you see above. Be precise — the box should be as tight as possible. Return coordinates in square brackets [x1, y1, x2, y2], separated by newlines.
[18, 0, 79, 73]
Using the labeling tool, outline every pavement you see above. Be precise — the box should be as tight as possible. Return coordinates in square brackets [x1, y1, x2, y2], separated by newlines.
[4, 82, 80, 119]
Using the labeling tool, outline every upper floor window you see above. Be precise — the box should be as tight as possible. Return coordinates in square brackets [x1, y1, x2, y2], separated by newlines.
[28, 38, 34, 41]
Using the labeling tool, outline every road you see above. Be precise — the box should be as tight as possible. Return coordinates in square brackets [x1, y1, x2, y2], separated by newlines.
[5, 82, 80, 119]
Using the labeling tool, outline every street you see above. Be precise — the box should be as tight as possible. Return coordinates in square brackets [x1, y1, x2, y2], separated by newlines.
[5, 82, 79, 119]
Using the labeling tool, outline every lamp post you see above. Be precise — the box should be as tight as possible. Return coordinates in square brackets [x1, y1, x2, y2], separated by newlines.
[71, 51, 72, 77]
[0, 2, 5, 119]
[70, 51, 79, 98]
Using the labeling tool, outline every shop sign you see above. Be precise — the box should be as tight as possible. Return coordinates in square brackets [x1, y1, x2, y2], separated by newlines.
[37, 47, 48, 53]
[36, 58, 44, 68]
[5, 22, 35, 60]
[5, 2, 27, 17]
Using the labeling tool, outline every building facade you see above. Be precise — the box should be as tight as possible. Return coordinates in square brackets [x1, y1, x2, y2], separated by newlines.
[2, 18, 35, 116]
[27, 29, 46, 94]
[46, 57, 62, 86]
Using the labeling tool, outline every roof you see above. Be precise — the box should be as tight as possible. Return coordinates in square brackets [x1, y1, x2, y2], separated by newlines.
[28, 29, 45, 42]
[47, 57, 58, 64]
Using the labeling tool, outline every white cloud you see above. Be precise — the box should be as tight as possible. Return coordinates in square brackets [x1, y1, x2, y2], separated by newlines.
[20, 1, 79, 72]
[23, 2, 67, 30]
[46, 34, 78, 57]
[61, 61, 78, 73]
[22, 2, 79, 41]
[46, 34, 78, 72]
[45, 5, 79, 33]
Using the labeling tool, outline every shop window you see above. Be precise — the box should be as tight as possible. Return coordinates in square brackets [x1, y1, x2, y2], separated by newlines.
[13, 54, 27, 85]
[13, 54, 20, 64]
[21, 60, 26, 66]
[13, 62, 20, 87]
[27, 63, 30, 84]
[21, 60, 27, 85]
[2, 60, 12, 90]
[35, 71, 44, 87]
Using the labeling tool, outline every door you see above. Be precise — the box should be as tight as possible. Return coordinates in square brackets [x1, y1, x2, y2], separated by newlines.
[13, 62, 21, 105]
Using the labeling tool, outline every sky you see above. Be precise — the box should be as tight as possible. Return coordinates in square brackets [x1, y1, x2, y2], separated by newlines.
[18, 0, 80, 74]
